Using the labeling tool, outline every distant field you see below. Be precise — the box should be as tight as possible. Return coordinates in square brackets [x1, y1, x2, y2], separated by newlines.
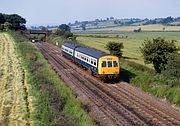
[95, 25, 180, 31]
[169, 21, 180, 25]
[76, 31, 180, 67]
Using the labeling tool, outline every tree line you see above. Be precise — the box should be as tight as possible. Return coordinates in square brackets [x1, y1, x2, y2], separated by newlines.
[0, 13, 26, 31]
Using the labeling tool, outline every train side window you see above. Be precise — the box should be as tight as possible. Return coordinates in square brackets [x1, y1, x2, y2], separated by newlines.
[91, 59, 93, 64]
[113, 61, 118, 67]
[94, 61, 96, 66]
[108, 61, 112, 67]
[102, 61, 106, 67]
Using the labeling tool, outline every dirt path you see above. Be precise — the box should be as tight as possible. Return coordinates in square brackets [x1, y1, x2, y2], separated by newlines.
[0, 33, 30, 126]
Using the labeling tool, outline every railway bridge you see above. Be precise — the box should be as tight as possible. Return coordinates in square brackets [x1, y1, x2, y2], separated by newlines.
[23, 30, 52, 42]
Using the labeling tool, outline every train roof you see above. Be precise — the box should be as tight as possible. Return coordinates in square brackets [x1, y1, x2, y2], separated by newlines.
[63, 42, 77, 49]
[63, 42, 109, 59]
[76, 46, 108, 59]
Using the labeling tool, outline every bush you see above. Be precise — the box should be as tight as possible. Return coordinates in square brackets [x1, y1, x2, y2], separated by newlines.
[140, 37, 178, 73]
[105, 41, 124, 57]
[163, 53, 180, 82]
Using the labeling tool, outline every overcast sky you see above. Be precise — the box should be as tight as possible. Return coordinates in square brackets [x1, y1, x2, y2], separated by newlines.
[0, 0, 180, 26]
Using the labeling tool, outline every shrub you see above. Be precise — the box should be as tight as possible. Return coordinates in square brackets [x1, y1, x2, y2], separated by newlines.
[105, 41, 124, 57]
[163, 53, 180, 83]
[140, 37, 178, 73]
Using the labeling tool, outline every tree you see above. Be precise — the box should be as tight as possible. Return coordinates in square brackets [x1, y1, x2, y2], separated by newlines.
[140, 38, 178, 73]
[134, 28, 141, 32]
[161, 16, 173, 25]
[105, 42, 124, 57]
[53, 29, 65, 36]
[163, 53, 180, 81]
[0, 13, 5, 24]
[58, 24, 70, 32]
[5, 14, 26, 30]
[81, 23, 86, 30]
[3, 22, 12, 31]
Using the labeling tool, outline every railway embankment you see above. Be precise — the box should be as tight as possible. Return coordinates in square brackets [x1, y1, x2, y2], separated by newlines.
[9, 31, 94, 126]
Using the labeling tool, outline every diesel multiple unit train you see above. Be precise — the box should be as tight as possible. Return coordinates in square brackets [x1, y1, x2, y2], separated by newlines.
[62, 42, 120, 79]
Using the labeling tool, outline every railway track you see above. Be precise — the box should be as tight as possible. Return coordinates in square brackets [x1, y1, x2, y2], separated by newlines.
[35, 42, 180, 126]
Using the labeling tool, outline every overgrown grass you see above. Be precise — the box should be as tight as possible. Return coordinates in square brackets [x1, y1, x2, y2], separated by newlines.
[47, 34, 65, 47]
[120, 59, 180, 107]
[9, 31, 94, 126]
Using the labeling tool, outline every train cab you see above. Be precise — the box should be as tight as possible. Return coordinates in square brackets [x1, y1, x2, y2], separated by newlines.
[98, 55, 120, 75]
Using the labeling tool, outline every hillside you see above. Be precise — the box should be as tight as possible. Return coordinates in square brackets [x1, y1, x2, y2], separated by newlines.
[70, 17, 180, 31]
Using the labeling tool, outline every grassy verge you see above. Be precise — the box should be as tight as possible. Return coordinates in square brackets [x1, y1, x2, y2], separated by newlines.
[120, 59, 180, 107]
[9, 31, 94, 126]
[47, 34, 65, 47]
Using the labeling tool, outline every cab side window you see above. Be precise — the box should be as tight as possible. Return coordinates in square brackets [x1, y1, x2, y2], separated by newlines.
[113, 61, 118, 67]
[108, 61, 112, 67]
[102, 61, 106, 67]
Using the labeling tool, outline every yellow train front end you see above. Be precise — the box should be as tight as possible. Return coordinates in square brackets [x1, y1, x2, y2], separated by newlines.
[98, 55, 120, 81]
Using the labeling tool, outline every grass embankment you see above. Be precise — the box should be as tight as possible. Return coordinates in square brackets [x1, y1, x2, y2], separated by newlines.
[76, 33, 180, 107]
[0, 33, 30, 125]
[9, 31, 94, 126]
[47, 34, 65, 47]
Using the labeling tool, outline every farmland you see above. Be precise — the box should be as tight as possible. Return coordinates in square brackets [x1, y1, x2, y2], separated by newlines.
[76, 31, 180, 67]
[0, 33, 30, 125]
[95, 24, 180, 31]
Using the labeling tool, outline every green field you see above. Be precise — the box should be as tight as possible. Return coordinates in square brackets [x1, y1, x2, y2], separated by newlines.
[76, 31, 180, 67]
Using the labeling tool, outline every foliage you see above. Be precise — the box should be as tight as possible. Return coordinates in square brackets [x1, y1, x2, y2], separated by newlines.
[10, 31, 94, 126]
[0, 13, 5, 24]
[161, 16, 174, 25]
[48, 29, 76, 47]
[81, 23, 86, 30]
[121, 59, 180, 107]
[3, 22, 12, 31]
[163, 53, 180, 82]
[53, 29, 65, 36]
[140, 37, 178, 73]
[134, 28, 141, 32]
[0, 13, 26, 30]
[105, 41, 124, 57]
[58, 24, 70, 32]
[63, 32, 73, 39]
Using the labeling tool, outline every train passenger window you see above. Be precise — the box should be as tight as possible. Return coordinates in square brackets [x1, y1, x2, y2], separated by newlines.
[91, 59, 93, 64]
[94, 61, 96, 66]
[102, 61, 106, 67]
[108, 61, 112, 67]
[113, 61, 118, 67]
